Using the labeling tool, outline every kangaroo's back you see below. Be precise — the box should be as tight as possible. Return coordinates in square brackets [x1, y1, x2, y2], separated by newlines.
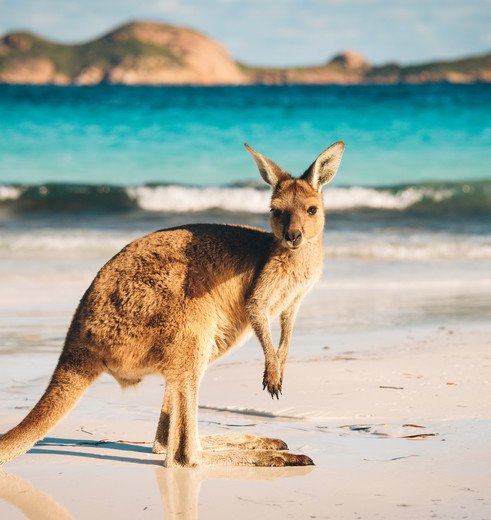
[82, 223, 274, 314]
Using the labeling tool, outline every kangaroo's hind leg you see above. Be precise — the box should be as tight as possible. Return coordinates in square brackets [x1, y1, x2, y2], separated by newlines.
[163, 374, 202, 467]
[154, 388, 289, 456]
[158, 378, 314, 467]
[153, 386, 171, 455]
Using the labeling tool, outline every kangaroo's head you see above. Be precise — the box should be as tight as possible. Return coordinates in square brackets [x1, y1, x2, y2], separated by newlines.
[245, 142, 345, 250]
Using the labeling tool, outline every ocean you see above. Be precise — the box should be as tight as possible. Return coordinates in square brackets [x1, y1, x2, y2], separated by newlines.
[1, 83, 490, 261]
[0, 83, 490, 356]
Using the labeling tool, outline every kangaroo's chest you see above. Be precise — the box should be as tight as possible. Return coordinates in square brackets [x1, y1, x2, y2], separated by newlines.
[267, 260, 322, 317]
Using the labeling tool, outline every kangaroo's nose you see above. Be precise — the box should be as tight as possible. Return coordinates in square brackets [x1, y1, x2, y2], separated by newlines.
[285, 230, 303, 247]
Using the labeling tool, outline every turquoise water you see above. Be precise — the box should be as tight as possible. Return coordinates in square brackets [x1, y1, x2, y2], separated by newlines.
[0, 83, 490, 261]
[1, 84, 490, 187]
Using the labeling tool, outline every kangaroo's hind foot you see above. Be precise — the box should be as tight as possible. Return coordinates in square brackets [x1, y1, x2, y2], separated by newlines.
[201, 448, 314, 467]
[201, 433, 287, 451]
[201, 433, 313, 466]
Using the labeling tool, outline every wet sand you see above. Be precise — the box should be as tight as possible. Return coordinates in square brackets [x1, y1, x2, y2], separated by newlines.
[1, 322, 490, 519]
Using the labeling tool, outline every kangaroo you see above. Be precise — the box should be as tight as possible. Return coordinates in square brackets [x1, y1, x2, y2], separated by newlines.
[0, 141, 344, 468]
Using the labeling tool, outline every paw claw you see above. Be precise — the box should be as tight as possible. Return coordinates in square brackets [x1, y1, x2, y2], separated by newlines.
[263, 365, 283, 399]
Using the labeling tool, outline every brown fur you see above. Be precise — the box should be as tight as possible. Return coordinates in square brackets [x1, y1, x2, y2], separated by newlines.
[0, 141, 344, 467]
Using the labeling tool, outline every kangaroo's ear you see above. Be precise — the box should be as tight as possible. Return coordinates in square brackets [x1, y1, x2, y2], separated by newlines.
[245, 143, 290, 187]
[301, 141, 345, 191]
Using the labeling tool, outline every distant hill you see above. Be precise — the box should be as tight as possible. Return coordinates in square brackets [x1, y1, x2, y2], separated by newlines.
[0, 21, 244, 85]
[1, 21, 490, 85]
[245, 50, 491, 85]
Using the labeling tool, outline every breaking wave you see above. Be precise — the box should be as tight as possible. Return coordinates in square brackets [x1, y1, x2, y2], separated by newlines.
[1, 179, 490, 215]
[1, 179, 490, 260]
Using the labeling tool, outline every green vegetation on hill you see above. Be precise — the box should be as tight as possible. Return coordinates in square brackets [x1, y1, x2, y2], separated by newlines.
[401, 53, 491, 76]
[366, 53, 491, 81]
[0, 23, 185, 78]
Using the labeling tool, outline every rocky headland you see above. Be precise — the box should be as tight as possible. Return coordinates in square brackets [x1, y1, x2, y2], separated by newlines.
[1, 21, 490, 86]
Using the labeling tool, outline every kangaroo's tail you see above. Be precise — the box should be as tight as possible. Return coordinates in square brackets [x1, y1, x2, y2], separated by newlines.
[0, 351, 102, 466]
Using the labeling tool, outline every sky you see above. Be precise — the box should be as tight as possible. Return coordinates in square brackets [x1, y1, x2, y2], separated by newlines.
[1, 0, 490, 67]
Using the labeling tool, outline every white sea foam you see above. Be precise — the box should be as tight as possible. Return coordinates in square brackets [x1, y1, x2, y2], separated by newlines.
[1, 229, 490, 261]
[0, 230, 133, 256]
[127, 185, 271, 213]
[326, 232, 491, 261]
[0, 186, 21, 201]
[324, 186, 451, 210]
[327, 242, 491, 261]
[0, 182, 472, 213]
[126, 185, 452, 213]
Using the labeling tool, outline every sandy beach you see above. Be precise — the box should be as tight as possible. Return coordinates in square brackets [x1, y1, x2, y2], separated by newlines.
[1, 250, 490, 519]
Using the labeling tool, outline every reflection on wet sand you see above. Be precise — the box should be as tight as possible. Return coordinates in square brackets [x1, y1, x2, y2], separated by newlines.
[155, 465, 312, 520]
[0, 464, 311, 519]
[0, 470, 73, 520]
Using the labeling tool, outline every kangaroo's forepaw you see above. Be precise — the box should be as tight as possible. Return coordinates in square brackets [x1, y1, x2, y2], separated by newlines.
[263, 367, 282, 399]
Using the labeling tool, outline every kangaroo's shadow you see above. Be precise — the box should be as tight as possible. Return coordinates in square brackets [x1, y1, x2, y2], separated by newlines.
[27, 436, 158, 465]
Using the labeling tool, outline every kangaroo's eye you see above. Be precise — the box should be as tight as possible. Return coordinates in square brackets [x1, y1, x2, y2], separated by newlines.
[307, 206, 318, 215]
[271, 209, 282, 218]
